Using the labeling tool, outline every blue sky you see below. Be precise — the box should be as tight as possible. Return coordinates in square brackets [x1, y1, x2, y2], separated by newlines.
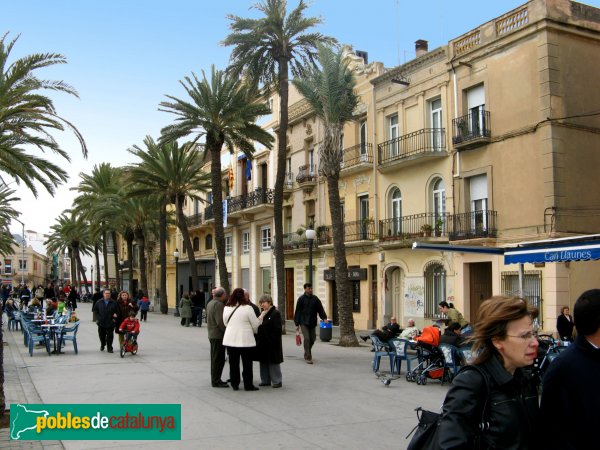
[3, 0, 599, 236]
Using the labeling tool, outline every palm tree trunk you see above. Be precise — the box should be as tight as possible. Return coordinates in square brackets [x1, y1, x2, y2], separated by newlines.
[273, 58, 289, 331]
[177, 198, 198, 291]
[111, 231, 120, 291]
[76, 250, 89, 294]
[135, 230, 148, 295]
[69, 248, 76, 287]
[94, 244, 101, 288]
[126, 236, 134, 292]
[0, 313, 5, 419]
[102, 231, 109, 289]
[159, 201, 168, 314]
[327, 174, 359, 347]
[209, 139, 230, 296]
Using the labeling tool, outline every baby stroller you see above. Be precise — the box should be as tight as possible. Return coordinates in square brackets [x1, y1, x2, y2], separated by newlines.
[406, 326, 450, 385]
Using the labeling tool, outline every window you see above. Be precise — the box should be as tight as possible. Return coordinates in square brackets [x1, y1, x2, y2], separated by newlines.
[19, 260, 27, 270]
[261, 227, 271, 251]
[390, 188, 402, 236]
[352, 280, 361, 312]
[193, 237, 200, 252]
[429, 98, 443, 150]
[424, 262, 446, 318]
[501, 270, 543, 327]
[431, 178, 446, 233]
[359, 194, 369, 240]
[286, 158, 293, 187]
[469, 174, 488, 232]
[4, 259, 11, 275]
[308, 148, 315, 174]
[306, 200, 315, 229]
[194, 199, 200, 215]
[359, 120, 368, 155]
[225, 235, 232, 255]
[262, 268, 271, 295]
[242, 231, 250, 254]
[241, 268, 250, 291]
[466, 85, 486, 137]
[388, 114, 399, 156]
[205, 234, 213, 250]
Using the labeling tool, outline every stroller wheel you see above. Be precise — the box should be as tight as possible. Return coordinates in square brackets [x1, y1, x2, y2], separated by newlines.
[406, 372, 412, 382]
[419, 374, 427, 385]
[120, 346, 125, 358]
[416, 375, 422, 385]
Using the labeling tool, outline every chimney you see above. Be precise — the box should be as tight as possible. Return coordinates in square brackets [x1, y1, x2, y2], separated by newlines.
[415, 40, 428, 58]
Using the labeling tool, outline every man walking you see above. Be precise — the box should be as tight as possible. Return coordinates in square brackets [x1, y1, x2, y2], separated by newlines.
[294, 283, 327, 364]
[207, 287, 228, 387]
[540, 289, 600, 449]
[92, 289, 118, 353]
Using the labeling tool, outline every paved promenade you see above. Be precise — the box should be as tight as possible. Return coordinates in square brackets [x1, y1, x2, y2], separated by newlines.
[2, 303, 448, 449]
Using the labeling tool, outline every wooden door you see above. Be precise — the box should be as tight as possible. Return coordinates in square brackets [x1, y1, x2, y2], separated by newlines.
[469, 262, 492, 322]
[285, 268, 295, 320]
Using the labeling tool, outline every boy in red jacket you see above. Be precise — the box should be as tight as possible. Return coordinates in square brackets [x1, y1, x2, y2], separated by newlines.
[119, 310, 140, 344]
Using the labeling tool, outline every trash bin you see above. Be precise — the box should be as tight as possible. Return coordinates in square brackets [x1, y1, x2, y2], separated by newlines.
[320, 320, 332, 342]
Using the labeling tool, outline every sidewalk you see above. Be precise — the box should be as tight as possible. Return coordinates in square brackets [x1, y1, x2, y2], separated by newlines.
[2, 304, 448, 449]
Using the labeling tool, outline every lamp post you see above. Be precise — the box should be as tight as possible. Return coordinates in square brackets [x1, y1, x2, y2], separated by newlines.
[91, 265, 94, 293]
[173, 249, 180, 317]
[305, 228, 316, 286]
[119, 259, 124, 291]
[13, 218, 25, 286]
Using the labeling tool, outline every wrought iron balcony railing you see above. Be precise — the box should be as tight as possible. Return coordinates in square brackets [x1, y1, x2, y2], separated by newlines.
[187, 213, 204, 227]
[448, 210, 497, 240]
[379, 213, 450, 241]
[281, 231, 328, 250]
[284, 172, 294, 189]
[296, 164, 317, 183]
[378, 128, 446, 165]
[341, 143, 373, 168]
[318, 219, 378, 244]
[452, 110, 491, 147]
[204, 205, 213, 221]
[227, 187, 274, 214]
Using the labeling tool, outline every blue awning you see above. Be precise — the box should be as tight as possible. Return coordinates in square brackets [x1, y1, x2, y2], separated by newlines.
[504, 240, 600, 264]
[411, 242, 504, 255]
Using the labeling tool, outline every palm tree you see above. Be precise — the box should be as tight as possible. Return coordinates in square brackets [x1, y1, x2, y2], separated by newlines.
[223, 0, 334, 322]
[0, 33, 87, 197]
[293, 45, 359, 346]
[0, 185, 19, 256]
[159, 66, 273, 296]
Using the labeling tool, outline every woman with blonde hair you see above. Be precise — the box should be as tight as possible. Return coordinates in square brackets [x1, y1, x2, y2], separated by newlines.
[436, 296, 540, 449]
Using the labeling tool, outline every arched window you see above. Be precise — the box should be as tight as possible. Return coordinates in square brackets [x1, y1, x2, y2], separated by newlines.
[389, 188, 402, 236]
[205, 234, 213, 250]
[193, 237, 200, 252]
[431, 178, 446, 234]
[424, 262, 446, 318]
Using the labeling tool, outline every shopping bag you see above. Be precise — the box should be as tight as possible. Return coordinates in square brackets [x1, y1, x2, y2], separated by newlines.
[295, 329, 302, 346]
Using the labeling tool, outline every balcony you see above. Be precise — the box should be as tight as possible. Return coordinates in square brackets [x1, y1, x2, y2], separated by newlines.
[281, 231, 328, 251]
[448, 210, 497, 241]
[283, 172, 294, 199]
[227, 187, 274, 219]
[340, 143, 373, 175]
[296, 164, 317, 192]
[379, 213, 450, 244]
[452, 110, 491, 150]
[378, 128, 446, 172]
[317, 220, 378, 245]
[204, 205, 213, 221]
[186, 212, 210, 230]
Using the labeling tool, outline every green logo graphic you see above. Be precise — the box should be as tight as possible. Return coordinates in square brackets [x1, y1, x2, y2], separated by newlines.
[10, 404, 181, 440]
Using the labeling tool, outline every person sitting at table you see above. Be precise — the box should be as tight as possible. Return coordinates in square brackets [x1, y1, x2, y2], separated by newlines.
[28, 298, 42, 313]
[399, 318, 419, 340]
[57, 294, 67, 315]
[45, 298, 58, 316]
[118, 310, 140, 345]
[439, 322, 467, 347]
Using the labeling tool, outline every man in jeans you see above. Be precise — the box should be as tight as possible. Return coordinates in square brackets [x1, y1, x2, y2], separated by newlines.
[294, 283, 327, 364]
[206, 287, 228, 387]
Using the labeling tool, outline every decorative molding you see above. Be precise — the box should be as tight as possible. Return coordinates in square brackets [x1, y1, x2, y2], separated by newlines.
[353, 174, 371, 187]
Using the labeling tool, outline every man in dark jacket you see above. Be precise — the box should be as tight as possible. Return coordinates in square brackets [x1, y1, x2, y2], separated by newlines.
[540, 289, 600, 450]
[206, 287, 228, 387]
[92, 289, 118, 353]
[294, 283, 327, 364]
[191, 290, 205, 326]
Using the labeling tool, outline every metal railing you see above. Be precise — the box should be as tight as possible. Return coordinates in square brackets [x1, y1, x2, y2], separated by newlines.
[448, 210, 497, 240]
[378, 128, 446, 165]
[204, 205, 213, 221]
[341, 143, 373, 168]
[284, 172, 294, 189]
[317, 219, 378, 244]
[281, 232, 328, 250]
[296, 164, 317, 183]
[227, 187, 274, 214]
[452, 110, 491, 145]
[379, 213, 450, 240]
[187, 213, 204, 226]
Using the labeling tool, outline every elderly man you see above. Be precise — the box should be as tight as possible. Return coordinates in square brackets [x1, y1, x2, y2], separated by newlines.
[361, 317, 401, 344]
[92, 289, 118, 353]
[206, 287, 228, 388]
[399, 318, 419, 340]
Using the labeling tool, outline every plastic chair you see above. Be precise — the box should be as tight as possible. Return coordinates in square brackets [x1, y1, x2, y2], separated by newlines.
[370, 335, 394, 372]
[458, 347, 476, 366]
[58, 322, 80, 354]
[7, 310, 21, 331]
[28, 324, 51, 357]
[389, 338, 419, 375]
[439, 344, 461, 378]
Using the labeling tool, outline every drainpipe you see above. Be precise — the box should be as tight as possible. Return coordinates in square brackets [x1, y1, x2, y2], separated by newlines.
[371, 81, 382, 328]
[450, 60, 460, 179]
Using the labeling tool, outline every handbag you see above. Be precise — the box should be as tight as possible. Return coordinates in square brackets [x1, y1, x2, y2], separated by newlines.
[295, 329, 302, 346]
[406, 365, 491, 450]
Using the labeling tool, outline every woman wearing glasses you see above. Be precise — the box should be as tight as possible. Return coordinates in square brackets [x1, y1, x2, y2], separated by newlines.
[436, 296, 540, 449]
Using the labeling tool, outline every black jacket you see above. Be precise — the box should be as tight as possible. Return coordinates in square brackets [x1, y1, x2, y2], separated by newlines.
[93, 299, 119, 329]
[556, 314, 574, 340]
[257, 306, 283, 364]
[438, 355, 539, 449]
[294, 294, 326, 328]
[439, 329, 466, 347]
[540, 335, 600, 449]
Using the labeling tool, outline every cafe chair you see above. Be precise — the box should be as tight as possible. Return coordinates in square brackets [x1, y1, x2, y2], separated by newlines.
[370, 335, 395, 373]
[389, 338, 419, 376]
[28, 325, 51, 357]
[58, 322, 80, 354]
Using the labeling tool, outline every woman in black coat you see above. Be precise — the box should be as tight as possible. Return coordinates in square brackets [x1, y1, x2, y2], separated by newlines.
[437, 297, 540, 449]
[556, 306, 574, 341]
[257, 294, 283, 388]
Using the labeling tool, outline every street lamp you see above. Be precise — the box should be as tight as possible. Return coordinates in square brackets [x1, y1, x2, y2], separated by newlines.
[12, 218, 25, 286]
[305, 228, 316, 286]
[91, 265, 94, 293]
[119, 259, 124, 291]
[173, 249, 180, 317]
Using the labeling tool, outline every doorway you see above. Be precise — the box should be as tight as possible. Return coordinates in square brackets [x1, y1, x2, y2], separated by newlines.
[469, 262, 492, 322]
[285, 268, 295, 320]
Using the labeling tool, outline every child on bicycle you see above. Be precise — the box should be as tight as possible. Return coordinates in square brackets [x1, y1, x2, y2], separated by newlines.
[118, 310, 140, 344]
